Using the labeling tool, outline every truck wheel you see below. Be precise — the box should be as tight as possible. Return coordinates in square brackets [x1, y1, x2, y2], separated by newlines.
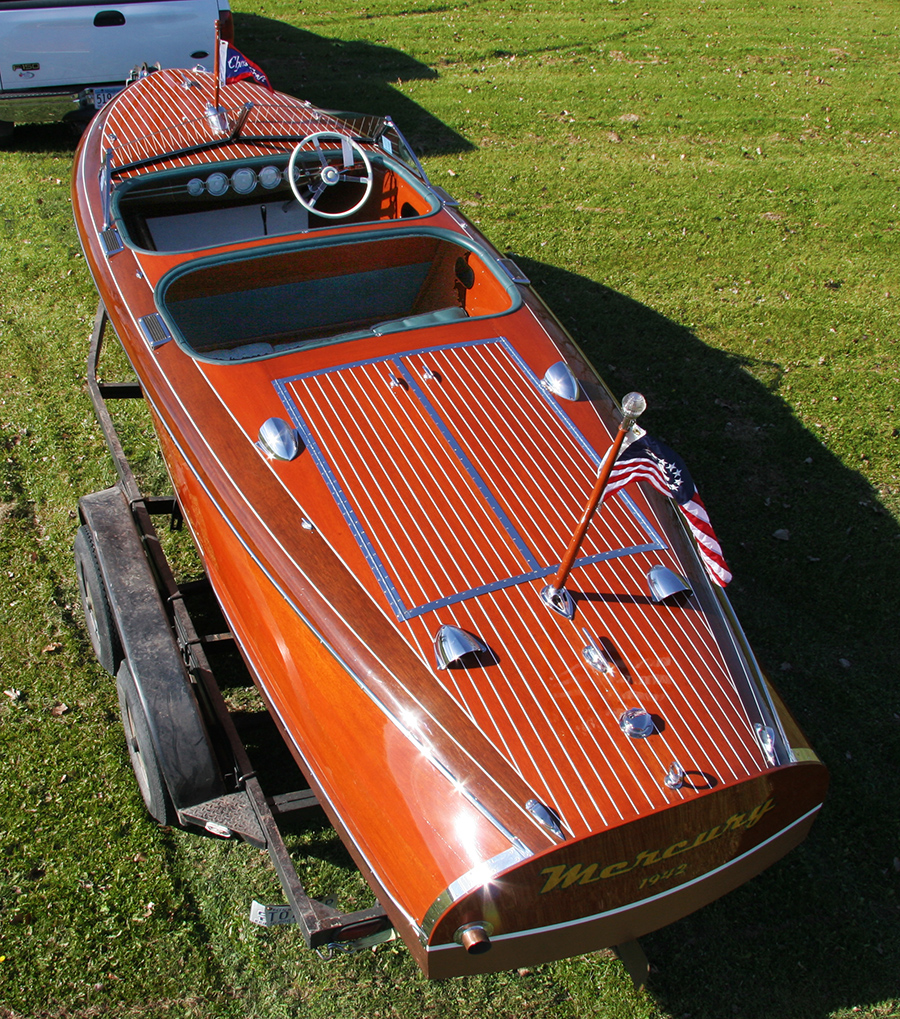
[116, 661, 176, 826]
[74, 525, 122, 674]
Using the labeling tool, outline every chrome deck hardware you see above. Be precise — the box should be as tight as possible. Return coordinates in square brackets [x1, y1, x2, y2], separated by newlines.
[433, 625, 488, 670]
[647, 565, 691, 603]
[619, 707, 654, 739]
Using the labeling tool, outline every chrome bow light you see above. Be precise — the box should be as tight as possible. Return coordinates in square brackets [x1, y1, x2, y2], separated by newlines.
[433, 625, 488, 670]
[257, 418, 301, 461]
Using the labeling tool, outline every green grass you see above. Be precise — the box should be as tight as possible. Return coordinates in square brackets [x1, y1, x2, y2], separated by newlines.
[1, 1, 898, 1017]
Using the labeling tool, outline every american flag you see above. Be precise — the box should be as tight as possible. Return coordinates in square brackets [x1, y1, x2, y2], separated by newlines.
[604, 434, 732, 587]
[219, 43, 274, 92]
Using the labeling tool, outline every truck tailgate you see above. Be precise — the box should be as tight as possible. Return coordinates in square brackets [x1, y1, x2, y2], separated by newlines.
[0, 0, 219, 91]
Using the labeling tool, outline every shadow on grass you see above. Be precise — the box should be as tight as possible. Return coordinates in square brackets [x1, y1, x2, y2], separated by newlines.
[518, 255, 899, 1019]
[1, 14, 471, 158]
[234, 13, 472, 157]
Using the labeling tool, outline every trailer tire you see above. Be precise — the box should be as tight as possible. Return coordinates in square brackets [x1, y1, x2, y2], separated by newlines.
[116, 661, 176, 826]
[74, 524, 122, 674]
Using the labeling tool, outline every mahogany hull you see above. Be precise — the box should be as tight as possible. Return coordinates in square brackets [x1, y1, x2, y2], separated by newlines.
[71, 68, 828, 976]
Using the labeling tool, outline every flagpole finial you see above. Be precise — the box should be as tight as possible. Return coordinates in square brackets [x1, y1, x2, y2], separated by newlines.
[621, 391, 647, 428]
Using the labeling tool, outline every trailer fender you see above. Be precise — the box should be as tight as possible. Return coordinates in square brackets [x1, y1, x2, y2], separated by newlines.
[78, 485, 225, 812]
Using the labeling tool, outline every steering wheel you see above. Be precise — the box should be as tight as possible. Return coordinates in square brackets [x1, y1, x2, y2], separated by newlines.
[288, 132, 374, 219]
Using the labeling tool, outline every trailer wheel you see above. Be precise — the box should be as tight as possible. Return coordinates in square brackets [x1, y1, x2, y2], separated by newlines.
[116, 661, 176, 826]
[74, 525, 122, 674]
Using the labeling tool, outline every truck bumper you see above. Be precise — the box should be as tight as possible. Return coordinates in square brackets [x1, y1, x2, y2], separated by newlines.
[0, 85, 119, 126]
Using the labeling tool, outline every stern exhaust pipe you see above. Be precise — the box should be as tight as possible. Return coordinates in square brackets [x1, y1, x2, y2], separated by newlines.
[457, 923, 492, 955]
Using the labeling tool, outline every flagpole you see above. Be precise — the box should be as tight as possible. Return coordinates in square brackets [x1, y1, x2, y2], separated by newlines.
[213, 19, 221, 109]
[541, 392, 646, 618]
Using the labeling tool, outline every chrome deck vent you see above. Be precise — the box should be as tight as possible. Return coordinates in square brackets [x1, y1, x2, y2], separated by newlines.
[101, 227, 123, 257]
[257, 418, 301, 461]
[433, 625, 488, 670]
[138, 313, 173, 350]
[647, 565, 691, 603]
[540, 361, 580, 402]
[526, 798, 566, 840]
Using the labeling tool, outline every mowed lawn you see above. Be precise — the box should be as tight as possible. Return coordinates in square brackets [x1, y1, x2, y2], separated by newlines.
[0, 2, 897, 1017]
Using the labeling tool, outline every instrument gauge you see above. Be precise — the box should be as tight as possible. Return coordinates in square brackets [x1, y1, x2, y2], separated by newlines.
[259, 165, 282, 189]
[231, 167, 257, 194]
[206, 172, 229, 196]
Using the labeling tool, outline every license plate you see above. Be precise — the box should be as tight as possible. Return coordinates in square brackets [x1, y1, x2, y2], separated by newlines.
[91, 87, 122, 109]
[249, 900, 296, 926]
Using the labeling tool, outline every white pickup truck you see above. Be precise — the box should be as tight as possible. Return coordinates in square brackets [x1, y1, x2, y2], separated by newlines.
[0, 0, 232, 135]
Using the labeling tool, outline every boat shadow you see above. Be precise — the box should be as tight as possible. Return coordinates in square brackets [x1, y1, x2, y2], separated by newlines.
[236, 13, 473, 156]
[516, 255, 900, 1018]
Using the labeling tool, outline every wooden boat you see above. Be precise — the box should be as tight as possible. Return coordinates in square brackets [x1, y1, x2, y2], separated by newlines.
[71, 64, 828, 978]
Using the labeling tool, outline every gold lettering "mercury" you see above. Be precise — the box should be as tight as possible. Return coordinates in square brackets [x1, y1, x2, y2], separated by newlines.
[539, 798, 776, 894]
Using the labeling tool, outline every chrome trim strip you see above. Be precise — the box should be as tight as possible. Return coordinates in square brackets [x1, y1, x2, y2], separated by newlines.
[421, 844, 530, 938]
[424, 803, 824, 950]
[100, 147, 114, 233]
[713, 584, 795, 765]
[0, 88, 80, 123]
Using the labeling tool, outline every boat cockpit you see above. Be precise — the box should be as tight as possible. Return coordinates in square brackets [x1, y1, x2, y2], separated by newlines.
[156, 229, 521, 361]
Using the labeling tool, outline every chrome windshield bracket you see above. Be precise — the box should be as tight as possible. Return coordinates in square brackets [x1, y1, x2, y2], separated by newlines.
[100, 147, 114, 232]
